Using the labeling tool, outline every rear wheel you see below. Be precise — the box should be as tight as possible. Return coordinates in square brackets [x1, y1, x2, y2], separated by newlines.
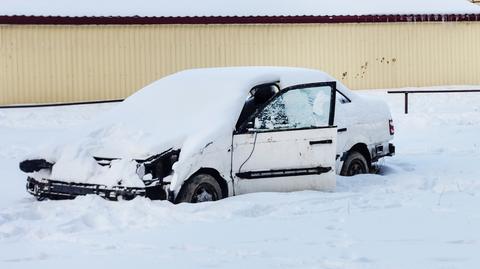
[340, 151, 369, 176]
[176, 174, 223, 203]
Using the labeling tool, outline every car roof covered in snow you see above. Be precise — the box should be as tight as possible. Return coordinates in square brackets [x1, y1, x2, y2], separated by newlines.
[0, 0, 479, 17]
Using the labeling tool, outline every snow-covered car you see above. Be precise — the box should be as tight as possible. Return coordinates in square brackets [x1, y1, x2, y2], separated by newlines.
[19, 67, 394, 203]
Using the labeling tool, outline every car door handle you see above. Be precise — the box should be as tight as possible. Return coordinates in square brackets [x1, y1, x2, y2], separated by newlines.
[309, 139, 333, 145]
[337, 128, 347, 133]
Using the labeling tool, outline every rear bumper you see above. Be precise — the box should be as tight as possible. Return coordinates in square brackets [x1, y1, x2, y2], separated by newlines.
[26, 177, 148, 201]
[371, 142, 395, 163]
[388, 143, 396, 156]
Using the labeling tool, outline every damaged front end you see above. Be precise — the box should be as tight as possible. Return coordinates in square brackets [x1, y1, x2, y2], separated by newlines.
[21, 149, 180, 201]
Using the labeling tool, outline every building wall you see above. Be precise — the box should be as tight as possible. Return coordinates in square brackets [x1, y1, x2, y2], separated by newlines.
[0, 22, 479, 105]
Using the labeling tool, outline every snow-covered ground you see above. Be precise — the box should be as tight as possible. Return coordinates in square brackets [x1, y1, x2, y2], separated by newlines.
[0, 87, 479, 268]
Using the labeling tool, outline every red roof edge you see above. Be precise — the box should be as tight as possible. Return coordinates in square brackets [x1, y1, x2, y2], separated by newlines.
[0, 14, 480, 25]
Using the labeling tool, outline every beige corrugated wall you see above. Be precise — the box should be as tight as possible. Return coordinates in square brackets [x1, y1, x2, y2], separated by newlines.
[0, 22, 479, 105]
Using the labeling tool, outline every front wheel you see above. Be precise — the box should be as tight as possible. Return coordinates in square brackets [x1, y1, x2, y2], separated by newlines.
[340, 151, 369, 176]
[176, 174, 223, 203]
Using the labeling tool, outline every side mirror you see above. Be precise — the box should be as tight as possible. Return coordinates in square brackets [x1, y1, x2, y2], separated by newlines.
[245, 121, 255, 131]
[235, 120, 255, 134]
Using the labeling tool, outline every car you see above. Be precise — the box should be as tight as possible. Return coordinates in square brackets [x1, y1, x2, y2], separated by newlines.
[19, 67, 394, 203]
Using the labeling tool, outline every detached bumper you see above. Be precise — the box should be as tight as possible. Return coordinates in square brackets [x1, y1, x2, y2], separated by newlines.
[26, 177, 147, 201]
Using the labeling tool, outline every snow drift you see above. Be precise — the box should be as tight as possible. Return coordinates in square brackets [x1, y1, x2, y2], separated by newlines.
[1, 86, 480, 268]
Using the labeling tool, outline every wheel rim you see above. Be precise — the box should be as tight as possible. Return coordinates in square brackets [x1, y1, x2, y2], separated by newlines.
[192, 183, 218, 203]
[347, 159, 367, 176]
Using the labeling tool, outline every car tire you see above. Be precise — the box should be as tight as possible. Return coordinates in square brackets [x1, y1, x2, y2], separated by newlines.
[176, 174, 223, 203]
[340, 151, 369, 176]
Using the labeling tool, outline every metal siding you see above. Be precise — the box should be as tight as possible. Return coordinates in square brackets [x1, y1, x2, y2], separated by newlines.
[0, 22, 480, 105]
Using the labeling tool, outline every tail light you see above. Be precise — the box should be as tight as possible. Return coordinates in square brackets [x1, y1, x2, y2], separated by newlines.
[389, 119, 395, 135]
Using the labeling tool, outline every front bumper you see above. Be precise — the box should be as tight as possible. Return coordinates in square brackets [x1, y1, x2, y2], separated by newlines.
[26, 177, 149, 201]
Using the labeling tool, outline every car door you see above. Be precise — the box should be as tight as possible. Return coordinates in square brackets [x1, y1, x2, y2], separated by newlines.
[232, 82, 337, 195]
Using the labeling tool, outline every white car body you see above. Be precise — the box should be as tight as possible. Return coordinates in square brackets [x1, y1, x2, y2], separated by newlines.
[20, 67, 394, 202]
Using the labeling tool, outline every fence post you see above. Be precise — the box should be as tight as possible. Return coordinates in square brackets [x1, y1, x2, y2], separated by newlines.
[404, 93, 409, 114]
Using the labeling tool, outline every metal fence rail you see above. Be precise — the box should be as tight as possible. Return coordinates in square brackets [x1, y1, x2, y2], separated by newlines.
[387, 89, 480, 114]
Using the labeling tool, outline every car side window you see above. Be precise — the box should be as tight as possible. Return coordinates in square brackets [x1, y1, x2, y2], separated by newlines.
[254, 85, 333, 130]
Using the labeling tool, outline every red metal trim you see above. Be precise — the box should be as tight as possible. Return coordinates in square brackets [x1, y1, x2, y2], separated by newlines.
[0, 14, 480, 25]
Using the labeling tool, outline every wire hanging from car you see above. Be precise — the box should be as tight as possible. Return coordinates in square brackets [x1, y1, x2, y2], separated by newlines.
[238, 131, 258, 174]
